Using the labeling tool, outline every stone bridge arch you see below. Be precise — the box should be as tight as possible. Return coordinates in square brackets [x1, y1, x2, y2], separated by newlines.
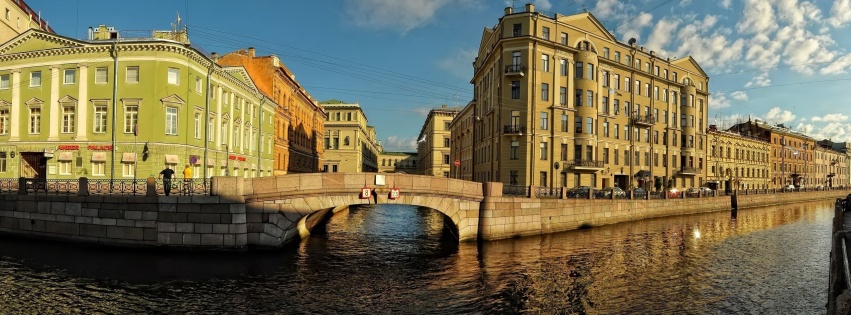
[224, 173, 483, 248]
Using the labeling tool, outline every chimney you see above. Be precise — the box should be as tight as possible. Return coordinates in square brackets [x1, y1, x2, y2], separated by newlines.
[504, 7, 514, 15]
[525, 3, 535, 12]
[248, 47, 255, 58]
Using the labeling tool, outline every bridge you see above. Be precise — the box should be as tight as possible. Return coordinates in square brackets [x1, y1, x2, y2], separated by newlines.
[215, 173, 484, 247]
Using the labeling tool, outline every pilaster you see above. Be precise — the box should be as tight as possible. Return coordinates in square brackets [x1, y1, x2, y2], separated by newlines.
[9, 69, 20, 141]
[76, 63, 88, 141]
[47, 65, 60, 141]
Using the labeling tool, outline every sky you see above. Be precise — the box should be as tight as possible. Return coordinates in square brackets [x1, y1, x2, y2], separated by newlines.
[25, 0, 851, 151]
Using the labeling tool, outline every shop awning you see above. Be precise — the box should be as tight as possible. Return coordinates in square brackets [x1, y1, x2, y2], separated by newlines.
[232, 161, 240, 168]
[207, 158, 216, 166]
[122, 152, 136, 163]
[219, 159, 227, 168]
[91, 152, 107, 162]
[57, 152, 73, 161]
[251, 163, 256, 170]
[165, 154, 180, 164]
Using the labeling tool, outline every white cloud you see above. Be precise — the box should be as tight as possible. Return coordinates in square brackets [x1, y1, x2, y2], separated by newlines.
[821, 53, 851, 74]
[384, 135, 419, 151]
[720, 0, 732, 9]
[709, 92, 732, 109]
[592, 0, 626, 20]
[765, 107, 796, 124]
[828, 0, 851, 27]
[795, 122, 815, 135]
[730, 91, 748, 101]
[346, 0, 479, 33]
[679, 0, 692, 7]
[736, 0, 778, 35]
[811, 113, 849, 122]
[438, 48, 477, 79]
[532, 0, 551, 11]
[645, 17, 680, 54]
[744, 72, 771, 87]
[617, 12, 653, 42]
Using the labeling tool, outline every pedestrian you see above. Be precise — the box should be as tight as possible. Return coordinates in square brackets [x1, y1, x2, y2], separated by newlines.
[183, 164, 193, 194]
[159, 165, 175, 196]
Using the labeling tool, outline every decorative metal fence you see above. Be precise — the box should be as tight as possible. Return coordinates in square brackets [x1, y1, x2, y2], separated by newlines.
[503, 185, 529, 197]
[155, 178, 210, 196]
[1, 177, 210, 196]
[87, 179, 147, 195]
[534, 187, 561, 199]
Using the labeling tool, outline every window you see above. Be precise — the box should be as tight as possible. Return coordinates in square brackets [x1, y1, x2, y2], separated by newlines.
[30, 71, 41, 87]
[614, 150, 619, 165]
[560, 59, 567, 76]
[625, 77, 631, 92]
[625, 55, 631, 66]
[124, 103, 138, 134]
[644, 83, 650, 96]
[574, 89, 582, 107]
[444, 121, 450, 131]
[540, 172, 547, 187]
[0, 152, 5, 172]
[443, 154, 450, 164]
[561, 143, 568, 160]
[513, 23, 521, 37]
[575, 62, 583, 79]
[195, 77, 202, 93]
[443, 137, 450, 147]
[540, 142, 548, 160]
[654, 66, 659, 76]
[511, 81, 520, 99]
[62, 106, 75, 133]
[560, 32, 567, 45]
[603, 47, 610, 59]
[29, 107, 40, 134]
[208, 117, 215, 142]
[510, 141, 519, 160]
[575, 116, 582, 133]
[194, 113, 201, 139]
[559, 87, 566, 105]
[541, 54, 549, 72]
[541, 26, 550, 40]
[511, 111, 520, 127]
[561, 113, 568, 132]
[0, 109, 6, 134]
[586, 117, 593, 134]
[540, 112, 548, 130]
[95, 67, 108, 84]
[93, 103, 107, 133]
[4, 8, 8, 20]
[0, 74, 8, 89]
[615, 51, 621, 63]
[59, 161, 71, 175]
[602, 96, 609, 114]
[603, 121, 609, 137]
[63, 69, 76, 85]
[165, 107, 178, 135]
[541, 83, 549, 101]
[654, 86, 659, 99]
[88, 161, 104, 176]
[586, 63, 594, 80]
[126, 66, 139, 83]
[603, 148, 609, 163]
[645, 62, 650, 72]
[586, 90, 593, 107]
[167, 68, 179, 85]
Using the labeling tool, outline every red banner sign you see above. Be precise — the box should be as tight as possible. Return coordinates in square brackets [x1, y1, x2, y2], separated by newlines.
[57, 145, 79, 150]
[87, 145, 113, 151]
[237, 156, 246, 161]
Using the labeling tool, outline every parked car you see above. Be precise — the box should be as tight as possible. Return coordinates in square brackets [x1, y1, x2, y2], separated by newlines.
[567, 186, 592, 198]
[698, 187, 713, 194]
[666, 188, 682, 198]
[598, 187, 626, 198]
[784, 185, 796, 191]
[685, 188, 701, 197]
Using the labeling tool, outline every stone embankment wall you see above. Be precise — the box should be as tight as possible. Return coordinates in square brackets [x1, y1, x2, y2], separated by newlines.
[478, 183, 850, 240]
[0, 194, 247, 249]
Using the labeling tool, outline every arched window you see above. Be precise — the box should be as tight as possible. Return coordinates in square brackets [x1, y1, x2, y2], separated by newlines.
[344, 136, 350, 146]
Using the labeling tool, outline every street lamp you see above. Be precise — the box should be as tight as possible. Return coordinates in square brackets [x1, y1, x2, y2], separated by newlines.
[223, 144, 229, 176]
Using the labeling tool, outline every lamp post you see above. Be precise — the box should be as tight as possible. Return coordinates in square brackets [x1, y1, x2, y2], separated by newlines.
[223, 144, 229, 176]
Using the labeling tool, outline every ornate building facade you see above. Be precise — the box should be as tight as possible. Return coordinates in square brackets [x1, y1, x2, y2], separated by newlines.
[217, 47, 325, 175]
[0, 26, 274, 180]
[707, 125, 771, 191]
[0, 0, 53, 44]
[320, 100, 380, 173]
[457, 5, 710, 190]
[418, 105, 460, 177]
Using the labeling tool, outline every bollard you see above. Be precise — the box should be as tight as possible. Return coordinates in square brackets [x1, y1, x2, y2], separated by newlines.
[146, 177, 157, 196]
[77, 177, 89, 196]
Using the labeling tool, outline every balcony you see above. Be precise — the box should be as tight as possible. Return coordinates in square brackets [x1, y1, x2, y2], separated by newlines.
[632, 114, 655, 127]
[677, 167, 701, 176]
[504, 64, 526, 77]
[503, 125, 525, 135]
[567, 159, 605, 171]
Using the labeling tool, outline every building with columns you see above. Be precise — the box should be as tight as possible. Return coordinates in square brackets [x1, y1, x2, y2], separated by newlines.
[378, 151, 417, 174]
[320, 100, 380, 173]
[458, 5, 710, 191]
[217, 47, 326, 175]
[0, 0, 54, 44]
[418, 104, 460, 177]
[0, 25, 274, 180]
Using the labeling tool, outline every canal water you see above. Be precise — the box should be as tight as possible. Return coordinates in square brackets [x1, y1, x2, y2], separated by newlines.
[0, 200, 835, 314]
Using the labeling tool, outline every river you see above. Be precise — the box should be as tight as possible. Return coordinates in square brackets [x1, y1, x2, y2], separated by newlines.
[0, 200, 835, 314]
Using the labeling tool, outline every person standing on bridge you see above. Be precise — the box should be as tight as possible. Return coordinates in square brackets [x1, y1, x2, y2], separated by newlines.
[159, 165, 175, 196]
[183, 164, 193, 194]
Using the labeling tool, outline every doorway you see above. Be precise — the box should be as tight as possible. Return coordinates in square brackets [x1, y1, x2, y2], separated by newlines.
[20, 152, 46, 179]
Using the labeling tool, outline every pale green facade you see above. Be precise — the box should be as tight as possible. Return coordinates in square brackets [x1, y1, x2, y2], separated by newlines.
[0, 28, 275, 180]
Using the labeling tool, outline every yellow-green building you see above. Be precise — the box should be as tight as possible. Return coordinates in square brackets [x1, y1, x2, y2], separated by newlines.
[0, 25, 274, 180]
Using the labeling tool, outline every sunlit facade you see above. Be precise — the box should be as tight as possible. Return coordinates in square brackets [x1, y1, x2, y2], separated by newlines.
[320, 100, 380, 173]
[418, 105, 459, 177]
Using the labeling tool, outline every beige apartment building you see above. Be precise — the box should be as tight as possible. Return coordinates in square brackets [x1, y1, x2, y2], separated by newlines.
[457, 5, 710, 190]
[417, 105, 460, 177]
[320, 100, 380, 173]
[0, 0, 53, 44]
[707, 126, 771, 191]
[816, 140, 847, 188]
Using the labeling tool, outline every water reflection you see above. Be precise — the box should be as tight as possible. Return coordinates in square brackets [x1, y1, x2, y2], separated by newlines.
[0, 201, 834, 314]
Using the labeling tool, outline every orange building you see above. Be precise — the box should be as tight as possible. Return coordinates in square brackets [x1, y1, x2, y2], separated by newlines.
[218, 48, 326, 174]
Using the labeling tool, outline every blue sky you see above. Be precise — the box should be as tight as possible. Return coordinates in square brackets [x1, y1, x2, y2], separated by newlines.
[28, 0, 851, 150]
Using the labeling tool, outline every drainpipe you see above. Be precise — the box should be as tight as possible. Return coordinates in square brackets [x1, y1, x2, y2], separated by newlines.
[110, 40, 118, 190]
[203, 63, 213, 179]
[529, 13, 538, 187]
[256, 96, 264, 178]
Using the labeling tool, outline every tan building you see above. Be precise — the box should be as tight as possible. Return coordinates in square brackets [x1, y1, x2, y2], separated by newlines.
[0, 0, 53, 43]
[217, 48, 326, 175]
[378, 151, 417, 173]
[816, 140, 847, 188]
[320, 100, 380, 172]
[459, 5, 710, 190]
[707, 126, 771, 191]
[418, 105, 460, 177]
[730, 120, 817, 188]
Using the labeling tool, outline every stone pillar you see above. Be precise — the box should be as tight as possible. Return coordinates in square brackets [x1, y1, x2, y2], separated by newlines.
[75, 63, 88, 141]
[78, 177, 89, 196]
[47, 65, 60, 141]
[529, 185, 538, 199]
[211, 176, 244, 197]
[146, 176, 157, 196]
[17, 177, 26, 195]
[483, 181, 503, 197]
[10, 69, 20, 142]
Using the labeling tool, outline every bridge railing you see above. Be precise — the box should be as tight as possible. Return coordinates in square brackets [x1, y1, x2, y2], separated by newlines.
[3, 177, 210, 196]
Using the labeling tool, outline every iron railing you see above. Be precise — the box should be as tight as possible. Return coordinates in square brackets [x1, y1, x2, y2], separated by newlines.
[535, 187, 561, 199]
[503, 125, 525, 134]
[504, 64, 526, 73]
[88, 179, 147, 195]
[155, 178, 210, 196]
[503, 185, 529, 197]
[633, 115, 655, 125]
[568, 159, 605, 168]
[6, 177, 210, 196]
